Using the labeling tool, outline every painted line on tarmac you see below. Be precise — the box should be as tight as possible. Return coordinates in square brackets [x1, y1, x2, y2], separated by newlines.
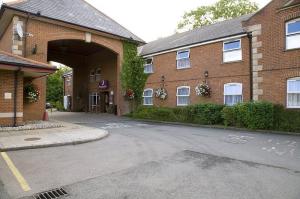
[1, 152, 31, 192]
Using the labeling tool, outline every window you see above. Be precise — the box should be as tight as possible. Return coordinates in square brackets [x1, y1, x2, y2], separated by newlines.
[143, 89, 153, 105]
[287, 77, 300, 108]
[89, 70, 95, 82]
[286, 19, 300, 50]
[223, 40, 242, 63]
[66, 77, 71, 86]
[176, 50, 190, 69]
[144, 58, 154, 74]
[95, 68, 101, 82]
[224, 83, 243, 106]
[177, 86, 190, 106]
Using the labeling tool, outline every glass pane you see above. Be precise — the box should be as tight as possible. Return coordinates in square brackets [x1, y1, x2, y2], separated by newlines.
[288, 93, 300, 107]
[144, 65, 153, 73]
[225, 95, 242, 106]
[178, 96, 189, 105]
[224, 84, 242, 95]
[145, 58, 153, 65]
[178, 88, 189, 95]
[177, 58, 190, 68]
[287, 20, 300, 34]
[288, 80, 300, 92]
[286, 34, 300, 49]
[224, 40, 241, 51]
[144, 97, 153, 105]
[144, 90, 153, 97]
[177, 50, 189, 59]
[223, 49, 242, 62]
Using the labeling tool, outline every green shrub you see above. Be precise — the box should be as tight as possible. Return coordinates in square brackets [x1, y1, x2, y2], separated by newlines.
[222, 106, 237, 126]
[173, 107, 193, 122]
[190, 104, 224, 125]
[132, 106, 177, 121]
[55, 101, 65, 111]
[273, 105, 300, 133]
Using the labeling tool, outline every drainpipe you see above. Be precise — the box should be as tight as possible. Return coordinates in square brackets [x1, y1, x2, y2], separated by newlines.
[247, 33, 253, 101]
[13, 68, 20, 127]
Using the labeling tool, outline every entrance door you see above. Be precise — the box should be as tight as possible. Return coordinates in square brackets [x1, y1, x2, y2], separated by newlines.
[100, 92, 109, 113]
[89, 92, 100, 113]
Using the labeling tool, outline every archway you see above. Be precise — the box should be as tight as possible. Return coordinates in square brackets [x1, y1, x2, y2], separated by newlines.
[47, 39, 118, 113]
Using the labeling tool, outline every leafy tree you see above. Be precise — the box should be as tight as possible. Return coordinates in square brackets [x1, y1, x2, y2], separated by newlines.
[46, 66, 71, 105]
[121, 41, 148, 110]
[177, 0, 259, 30]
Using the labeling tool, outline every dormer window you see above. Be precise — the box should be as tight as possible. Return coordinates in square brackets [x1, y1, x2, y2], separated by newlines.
[286, 19, 300, 50]
[144, 58, 153, 74]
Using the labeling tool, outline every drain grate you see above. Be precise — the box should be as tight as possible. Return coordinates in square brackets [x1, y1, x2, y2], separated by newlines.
[33, 188, 68, 199]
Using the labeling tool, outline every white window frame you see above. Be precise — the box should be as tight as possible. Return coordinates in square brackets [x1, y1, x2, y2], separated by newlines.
[286, 18, 300, 50]
[143, 88, 154, 106]
[176, 86, 190, 106]
[176, 49, 190, 69]
[287, 77, 300, 108]
[223, 39, 242, 63]
[95, 68, 101, 82]
[224, 83, 243, 106]
[144, 58, 154, 74]
[89, 70, 95, 82]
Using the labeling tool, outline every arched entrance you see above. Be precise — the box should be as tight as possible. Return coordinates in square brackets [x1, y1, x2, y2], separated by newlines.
[47, 39, 118, 113]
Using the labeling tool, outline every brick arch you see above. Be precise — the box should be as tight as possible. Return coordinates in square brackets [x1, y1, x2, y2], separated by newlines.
[282, 70, 300, 80]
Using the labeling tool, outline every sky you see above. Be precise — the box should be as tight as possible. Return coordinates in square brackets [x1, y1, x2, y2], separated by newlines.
[2, 0, 271, 42]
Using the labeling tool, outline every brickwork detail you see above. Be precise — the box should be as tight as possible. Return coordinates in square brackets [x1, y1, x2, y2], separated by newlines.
[12, 16, 24, 56]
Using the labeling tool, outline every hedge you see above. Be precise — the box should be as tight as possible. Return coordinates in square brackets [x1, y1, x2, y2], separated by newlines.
[132, 102, 300, 133]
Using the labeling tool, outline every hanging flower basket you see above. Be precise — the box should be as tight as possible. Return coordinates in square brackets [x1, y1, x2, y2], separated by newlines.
[195, 82, 211, 97]
[124, 89, 135, 100]
[24, 83, 40, 103]
[155, 88, 168, 100]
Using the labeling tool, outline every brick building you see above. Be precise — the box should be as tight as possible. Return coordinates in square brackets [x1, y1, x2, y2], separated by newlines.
[0, 0, 144, 126]
[0, 50, 56, 126]
[140, 0, 300, 109]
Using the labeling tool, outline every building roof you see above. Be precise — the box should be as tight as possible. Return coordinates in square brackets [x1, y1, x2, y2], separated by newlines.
[282, 0, 300, 8]
[140, 14, 254, 56]
[3, 0, 144, 43]
[0, 50, 56, 70]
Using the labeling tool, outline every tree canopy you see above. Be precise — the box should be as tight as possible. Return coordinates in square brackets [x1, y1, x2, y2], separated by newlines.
[177, 0, 259, 31]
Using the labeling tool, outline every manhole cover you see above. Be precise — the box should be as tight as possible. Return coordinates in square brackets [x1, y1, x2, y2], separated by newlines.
[24, 137, 41, 141]
[33, 188, 68, 199]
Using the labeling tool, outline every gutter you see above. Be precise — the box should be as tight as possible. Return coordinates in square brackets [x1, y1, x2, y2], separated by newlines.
[0, 61, 56, 71]
[247, 33, 253, 101]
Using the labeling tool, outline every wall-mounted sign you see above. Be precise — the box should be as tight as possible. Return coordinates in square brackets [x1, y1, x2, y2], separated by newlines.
[99, 80, 109, 89]
[4, 93, 12, 100]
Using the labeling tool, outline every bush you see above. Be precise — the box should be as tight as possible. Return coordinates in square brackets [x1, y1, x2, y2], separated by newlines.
[222, 101, 274, 130]
[273, 105, 300, 133]
[54, 101, 65, 111]
[132, 106, 177, 122]
[190, 104, 224, 125]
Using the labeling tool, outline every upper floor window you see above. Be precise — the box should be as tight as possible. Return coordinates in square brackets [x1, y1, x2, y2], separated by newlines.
[224, 83, 243, 106]
[144, 58, 154, 74]
[95, 68, 101, 82]
[89, 70, 95, 82]
[287, 77, 300, 108]
[177, 86, 190, 106]
[223, 39, 242, 63]
[286, 19, 300, 50]
[176, 50, 190, 69]
[66, 77, 71, 86]
[143, 89, 154, 105]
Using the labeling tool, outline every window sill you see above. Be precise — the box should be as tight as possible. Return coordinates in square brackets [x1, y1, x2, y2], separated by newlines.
[144, 72, 154, 74]
[177, 67, 191, 70]
[286, 106, 300, 109]
[284, 48, 300, 52]
[222, 60, 243, 65]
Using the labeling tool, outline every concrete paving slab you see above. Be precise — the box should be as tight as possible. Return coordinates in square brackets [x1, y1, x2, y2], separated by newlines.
[0, 123, 108, 151]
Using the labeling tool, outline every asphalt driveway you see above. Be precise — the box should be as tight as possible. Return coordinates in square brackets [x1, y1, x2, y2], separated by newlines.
[0, 112, 299, 199]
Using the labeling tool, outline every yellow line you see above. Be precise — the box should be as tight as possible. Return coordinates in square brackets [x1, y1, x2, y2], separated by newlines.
[1, 152, 31, 192]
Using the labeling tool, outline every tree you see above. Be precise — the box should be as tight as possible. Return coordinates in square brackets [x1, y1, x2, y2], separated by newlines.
[177, 0, 259, 31]
[121, 41, 148, 110]
[46, 66, 71, 105]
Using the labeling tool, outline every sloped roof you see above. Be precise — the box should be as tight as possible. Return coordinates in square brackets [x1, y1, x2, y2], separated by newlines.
[3, 0, 144, 43]
[140, 14, 253, 56]
[282, 0, 300, 8]
[0, 50, 56, 70]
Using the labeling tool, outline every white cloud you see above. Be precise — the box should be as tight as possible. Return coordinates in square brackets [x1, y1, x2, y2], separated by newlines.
[3, 0, 271, 42]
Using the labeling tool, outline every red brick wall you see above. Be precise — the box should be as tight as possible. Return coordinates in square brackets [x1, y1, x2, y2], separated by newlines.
[0, 69, 24, 126]
[145, 36, 251, 107]
[0, 18, 13, 53]
[244, 0, 300, 107]
[63, 75, 73, 97]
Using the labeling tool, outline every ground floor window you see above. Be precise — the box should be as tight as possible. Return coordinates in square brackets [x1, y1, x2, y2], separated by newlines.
[224, 83, 243, 106]
[177, 86, 190, 106]
[287, 77, 300, 108]
[89, 92, 100, 112]
[143, 89, 153, 105]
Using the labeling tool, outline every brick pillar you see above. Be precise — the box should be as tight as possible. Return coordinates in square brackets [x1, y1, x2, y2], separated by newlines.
[245, 24, 263, 101]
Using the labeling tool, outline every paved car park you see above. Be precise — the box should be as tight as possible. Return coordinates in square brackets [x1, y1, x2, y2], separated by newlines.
[0, 112, 300, 199]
